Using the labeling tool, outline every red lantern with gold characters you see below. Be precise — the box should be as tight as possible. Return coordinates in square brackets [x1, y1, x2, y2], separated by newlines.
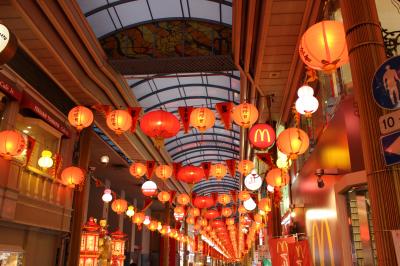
[129, 162, 147, 178]
[299, 20, 349, 73]
[210, 163, 227, 180]
[277, 128, 309, 159]
[111, 199, 128, 215]
[61, 166, 85, 187]
[106, 109, 132, 135]
[140, 110, 180, 148]
[221, 207, 233, 217]
[190, 107, 215, 132]
[0, 130, 26, 160]
[110, 229, 126, 266]
[204, 209, 219, 220]
[248, 124, 276, 150]
[79, 217, 100, 266]
[157, 191, 171, 203]
[68, 106, 93, 131]
[237, 160, 254, 176]
[155, 164, 172, 180]
[177, 165, 205, 184]
[232, 103, 259, 128]
[217, 194, 231, 206]
[266, 168, 289, 187]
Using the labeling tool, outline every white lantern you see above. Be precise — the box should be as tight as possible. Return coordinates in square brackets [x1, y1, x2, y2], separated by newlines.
[102, 189, 113, 203]
[243, 197, 256, 211]
[244, 170, 262, 191]
[141, 181, 157, 197]
[38, 150, 54, 169]
[297, 85, 314, 98]
[126, 205, 135, 217]
[295, 96, 319, 115]
[143, 216, 151, 225]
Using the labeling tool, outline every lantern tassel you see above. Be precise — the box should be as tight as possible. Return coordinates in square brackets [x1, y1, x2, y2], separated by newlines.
[152, 137, 165, 149]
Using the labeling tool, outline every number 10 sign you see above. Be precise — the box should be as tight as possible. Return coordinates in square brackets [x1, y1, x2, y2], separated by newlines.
[379, 109, 400, 135]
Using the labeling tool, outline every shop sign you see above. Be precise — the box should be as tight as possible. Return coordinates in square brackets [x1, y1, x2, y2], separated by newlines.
[380, 130, 400, 166]
[379, 109, 400, 135]
[372, 55, 400, 110]
[0, 79, 22, 101]
[21, 93, 71, 137]
[0, 24, 17, 65]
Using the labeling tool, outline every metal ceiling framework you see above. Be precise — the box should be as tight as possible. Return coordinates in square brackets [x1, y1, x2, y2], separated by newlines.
[78, 0, 240, 195]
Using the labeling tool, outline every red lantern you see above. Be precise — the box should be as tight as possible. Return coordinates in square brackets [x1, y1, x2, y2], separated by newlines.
[111, 199, 128, 214]
[232, 103, 258, 128]
[210, 163, 227, 180]
[0, 130, 26, 159]
[248, 124, 276, 150]
[276, 128, 309, 159]
[221, 207, 233, 217]
[68, 106, 93, 131]
[299, 20, 349, 72]
[204, 209, 220, 220]
[132, 212, 145, 225]
[157, 191, 171, 203]
[266, 168, 289, 187]
[217, 194, 231, 206]
[186, 216, 195, 224]
[155, 164, 172, 180]
[177, 165, 205, 184]
[106, 109, 132, 135]
[238, 191, 251, 201]
[79, 217, 100, 266]
[140, 110, 180, 148]
[177, 193, 191, 205]
[188, 207, 200, 217]
[237, 160, 254, 176]
[226, 218, 235, 226]
[61, 166, 85, 187]
[190, 107, 215, 132]
[141, 180, 157, 197]
[129, 162, 147, 178]
[258, 198, 271, 213]
[193, 196, 214, 209]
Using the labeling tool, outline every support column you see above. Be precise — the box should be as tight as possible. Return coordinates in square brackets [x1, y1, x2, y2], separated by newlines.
[130, 199, 137, 264]
[183, 220, 188, 266]
[340, 0, 400, 264]
[119, 190, 125, 230]
[141, 208, 151, 266]
[68, 130, 92, 266]
[162, 203, 170, 266]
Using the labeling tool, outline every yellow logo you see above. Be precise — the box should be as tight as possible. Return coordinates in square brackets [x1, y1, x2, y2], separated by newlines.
[254, 129, 271, 143]
[277, 241, 289, 266]
[311, 219, 334, 266]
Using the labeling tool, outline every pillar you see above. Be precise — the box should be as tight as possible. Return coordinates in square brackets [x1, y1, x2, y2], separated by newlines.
[340, 0, 400, 264]
[119, 190, 125, 230]
[161, 203, 170, 266]
[67, 129, 92, 266]
[183, 220, 188, 266]
[141, 208, 151, 266]
[130, 199, 137, 264]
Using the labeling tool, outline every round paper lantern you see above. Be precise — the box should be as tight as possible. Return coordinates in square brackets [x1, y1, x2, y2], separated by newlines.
[193, 196, 214, 209]
[244, 170, 263, 191]
[126, 205, 135, 218]
[188, 207, 200, 217]
[238, 191, 251, 202]
[0, 24, 17, 65]
[297, 85, 314, 98]
[190, 107, 215, 132]
[38, 150, 54, 169]
[141, 180, 157, 197]
[258, 198, 271, 213]
[177, 193, 191, 206]
[232, 103, 259, 128]
[186, 216, 195, 224]
[155, 164, 172, 180]
[132, 212, 145, 225]
[61, 166, 84, 187]
[148, 220, 158, 231]
[159, 225, 169, 235]
[204, 209, 219, 220]
[68, 106, 93, 131]
[266, 168, 289, 187]
[299, 20, 348, 72]
[295, 96, 319, 116]
[129, 162, 147, 178]
[0, 130, 26, 159]
[226, 218, 235, 226]
[218, 194, 231, 206]
[157, 191, 171, 203]
[174, 205, 185, 215]
[210, 163, 227, 180]
[106, 109, 132, 135]
[102, 189, 113, 202]
[248, 123, 276, 150]
[237, 160, 254, 176]
[111, 199, 128, 215]
[177, 165, 204, 184]
[243, 198, 256, 211]
[276, 155, 292, 170]
[221, 207, 233, 217]
[140, 110, 180, 148]
[143, 216, 151, 225]
[238, 205, 247, 214]
[254, 214, 263, 224]
[276, 128, 309, 159]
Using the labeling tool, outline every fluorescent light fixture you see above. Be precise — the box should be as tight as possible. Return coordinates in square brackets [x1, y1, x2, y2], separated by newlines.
[306, 209, 336, 220]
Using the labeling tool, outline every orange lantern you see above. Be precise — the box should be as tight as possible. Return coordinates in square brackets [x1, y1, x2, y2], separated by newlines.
[174, 205, 185, 215]
[190, 107, 215, 132]
[254, 214, 263, 224]
[68, 106, 93, 131]
[111, 199, 128, 215]
[140, 110, 180, 148]
[238, 205, 247, 214]
[129, 162, 147, 178]
[217, 194, 231, 206]
[155, 164, 172, 180]
[299, 20, 348, 72]
[79, 217, 100, 266]
[258, 198, 271, 213]
[188, 207, 200, 217]
[238, 191, 251, 202]
[232, 103, 258, 128]
[193, 196, 214, 209]
[148, 220, 158, 231]
[177, 193, 191, 206]
[141, 180, 157, 197]
[221, 207, 233, 217]
[210, 163, 228, 180]
[106, 109, 132, 135]
[276, 128, 309, 159]
[248, 124, 276, 150]
[159, 225, 170, 235]
[177, 165, 205, 184]
[237, 160, 254, 176]
[61, 166, 85, 187]
[266, 168, 289, 187]
[186, 216, 195, 224]
[0, 130, 26, 159]
[132, 212, 145, 225]
[157, 191, 171, 203]
[226, 218, 235, 226]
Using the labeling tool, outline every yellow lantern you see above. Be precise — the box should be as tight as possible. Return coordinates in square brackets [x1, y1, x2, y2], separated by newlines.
[157, 191, 171, 203]
[106, 109, 132, 135]
[218, 194, 231, 206]
[232, 103, 258, 128]
[190, 107, 215, 132]
[177, 193, 191, 206]
[129, 162, 147, 178]
[276, 128, 309, 160]
[38, 150, 54, 169]
[126, 205, 135, 218]
[155, 164, 173, 180]
[238, 160, 254, 176]
[210, 163, 228, 180]
[238, 190, 251, 202]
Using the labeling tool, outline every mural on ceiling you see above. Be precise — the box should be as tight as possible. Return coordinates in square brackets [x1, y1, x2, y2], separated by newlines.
[100, 20, 231, 59]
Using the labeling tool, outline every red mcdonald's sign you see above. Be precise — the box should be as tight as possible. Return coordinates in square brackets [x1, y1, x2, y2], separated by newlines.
[248, 124, 276, 150]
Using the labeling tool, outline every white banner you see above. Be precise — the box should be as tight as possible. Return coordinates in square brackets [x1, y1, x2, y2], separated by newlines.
[391, 230, 400, 264]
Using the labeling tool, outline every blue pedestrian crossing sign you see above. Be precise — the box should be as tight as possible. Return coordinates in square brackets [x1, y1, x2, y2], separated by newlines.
[372, 56, 400, 110]
[380, 130, 400, 165]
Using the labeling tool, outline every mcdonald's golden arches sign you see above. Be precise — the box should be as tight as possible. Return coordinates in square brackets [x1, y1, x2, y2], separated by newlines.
[249, 123, 276, 149]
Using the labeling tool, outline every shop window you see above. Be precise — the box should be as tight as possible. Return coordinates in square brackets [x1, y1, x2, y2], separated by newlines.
[14, 113, 61, 175]
[346, 186, 377, 266]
